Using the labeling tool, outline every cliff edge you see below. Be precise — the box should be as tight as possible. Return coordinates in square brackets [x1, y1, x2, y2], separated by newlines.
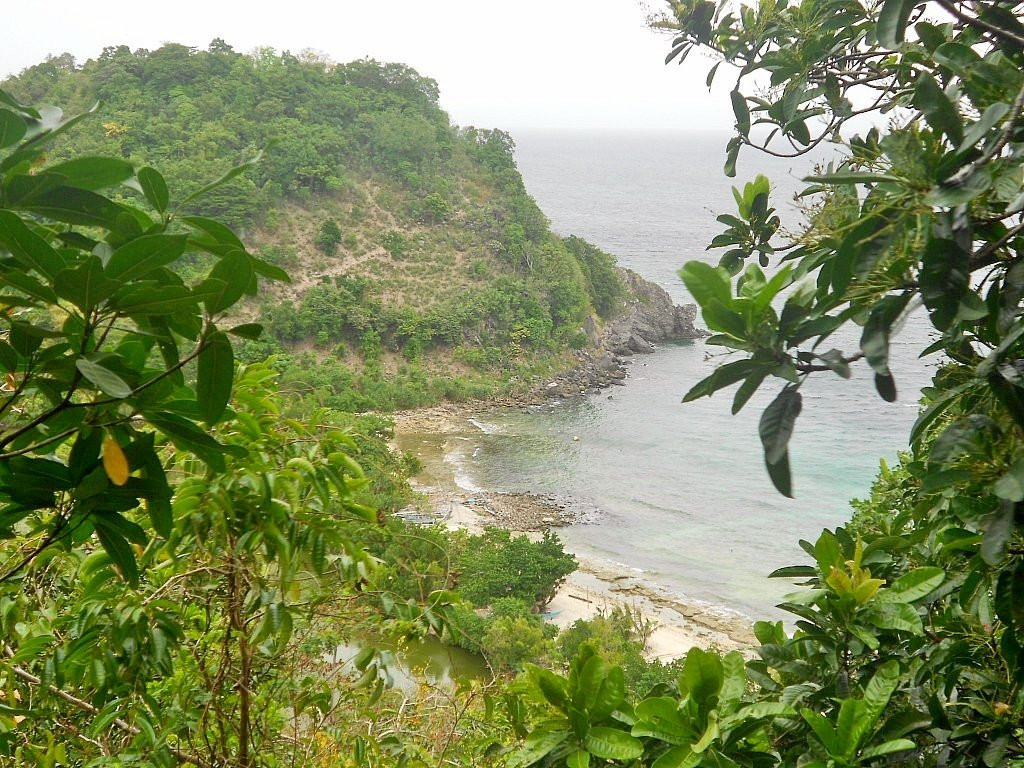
[539, 268, 705, 399]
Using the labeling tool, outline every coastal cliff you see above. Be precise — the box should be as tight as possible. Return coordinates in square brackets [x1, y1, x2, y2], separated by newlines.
[605, 268, 703, 355]
[540, 268, 705, 399]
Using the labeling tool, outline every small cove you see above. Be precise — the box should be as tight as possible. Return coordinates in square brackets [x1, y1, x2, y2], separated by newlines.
[420, 131, 935, 621]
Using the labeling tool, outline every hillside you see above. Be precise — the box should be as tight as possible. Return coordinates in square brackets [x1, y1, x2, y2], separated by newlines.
[1, 42, 699, 410]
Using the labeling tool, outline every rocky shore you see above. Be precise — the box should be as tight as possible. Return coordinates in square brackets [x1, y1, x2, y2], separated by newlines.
[536, 268, 705, 400]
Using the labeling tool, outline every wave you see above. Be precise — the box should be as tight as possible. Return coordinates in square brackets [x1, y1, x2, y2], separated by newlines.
[467, 417, 503, 435]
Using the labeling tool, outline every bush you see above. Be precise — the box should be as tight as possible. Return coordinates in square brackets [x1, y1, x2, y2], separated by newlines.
[482, 616, 553, 673]
[455, 530, 576, 609]
[380, 230, 407, 258]
[315, 219, 342, 254]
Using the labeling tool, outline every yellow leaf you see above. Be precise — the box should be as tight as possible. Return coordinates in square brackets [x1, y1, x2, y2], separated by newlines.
[103, 435, 130, 486]
[826, 565, 852, 595]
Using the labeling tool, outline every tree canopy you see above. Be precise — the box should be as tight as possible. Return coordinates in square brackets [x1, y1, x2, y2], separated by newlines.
[3, 45, 625, 406]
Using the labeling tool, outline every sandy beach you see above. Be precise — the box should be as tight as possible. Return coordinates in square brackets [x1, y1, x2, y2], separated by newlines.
[391, 405, 756, 658]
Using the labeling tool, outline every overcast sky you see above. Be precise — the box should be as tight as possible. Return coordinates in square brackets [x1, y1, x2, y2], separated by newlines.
[1, 0, 734, 132]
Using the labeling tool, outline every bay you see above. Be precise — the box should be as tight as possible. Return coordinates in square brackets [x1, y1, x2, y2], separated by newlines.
[448, 131, 935, 620]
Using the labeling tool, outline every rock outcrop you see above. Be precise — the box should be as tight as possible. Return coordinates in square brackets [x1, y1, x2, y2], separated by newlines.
[537, 268, 705, 399]
[604, 268, 703, 355]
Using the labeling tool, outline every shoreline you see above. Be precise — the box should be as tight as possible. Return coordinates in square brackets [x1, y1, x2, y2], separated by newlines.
[391, 404, 757, 658]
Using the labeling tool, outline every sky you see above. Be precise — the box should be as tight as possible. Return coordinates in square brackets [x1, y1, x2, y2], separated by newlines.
[1, 0, 735, 132]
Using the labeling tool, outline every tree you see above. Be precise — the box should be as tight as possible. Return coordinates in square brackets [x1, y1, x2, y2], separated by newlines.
[510, 0, 1024, 765]
[0, 87, 287, 587]
[315, 218, 342, 254]
[0, 87, 440, 768]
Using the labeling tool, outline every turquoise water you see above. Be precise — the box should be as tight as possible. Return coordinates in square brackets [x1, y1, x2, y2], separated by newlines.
[446, 131, 934, 620]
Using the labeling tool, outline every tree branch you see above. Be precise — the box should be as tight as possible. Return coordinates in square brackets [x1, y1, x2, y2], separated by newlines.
[2, 647, 212, 768]
[933, 0, 1024, 48]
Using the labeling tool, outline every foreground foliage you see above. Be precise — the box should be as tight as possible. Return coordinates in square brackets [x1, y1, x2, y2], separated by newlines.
[0, 86, 448, 766]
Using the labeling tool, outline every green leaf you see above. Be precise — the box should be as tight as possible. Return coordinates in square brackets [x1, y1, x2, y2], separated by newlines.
[0, 109, 27, 149]
[574, 655, 606, 711]
[994, 565, 1022, 628]
[877, 0, 918, 47]
[15, 185, 139, 231]
[814, 530, 844, 572]
[509, 730, 568, 768]
[44, 156, 134, 190]
[652, 745, 701, 768]
[183, 214, 246, 251]
[801, 708, 838, 753]
[912, 73, 964, 145]
[583, 727, 643, 760]
[879, 567, 945, 603]
[137, 167, 169, 213]
[54, 256, 119, 313]
[0, 270, 58, 303]
[197, 331, 234, 426]
[924, 170, 992, 207]
[566, 749, 590, 768]
[683, 360, 758, 402]
[252, 256, 291, 283]
[804, 171, 902, 185]
[75, 359, 133, 399]
[145, 412, 231, 473]
[724, 137, 740, 178]
[982, 736, 1009, 767]
[766, 449, 793, 498]
[105, 234, 187, 282]
[730, 90, 750, 135]
[863, 661, 901, 722]
[179, 149, 264, 208]
[958, 102, 1011, 154]
[920, 237, 968, 330]
[590, 666, 626, 721]
[532, 667, 569, 710]
[732, 701, 796, 720]
[865, 602, 922, 633]
[981, 499, 1015, 566]
[0, 210, 66, 280]
[93, 519, 139, 586]
[706, 62, 721, 88]
[732, 368, 767, 414]
[112, 285, 198, 316]
[0, 340, 18, 373]
[681, 647, 724, 706]
[860, 293, 911, 392]
[874, 372, 897, 403]
[680, 261, 732, 309]
[228, 323, 263, 340]
[759, 386, 802, 465]
[200, 250, 253, 314]
[768, 565, 817, 578]
[632, 697, 690, 744]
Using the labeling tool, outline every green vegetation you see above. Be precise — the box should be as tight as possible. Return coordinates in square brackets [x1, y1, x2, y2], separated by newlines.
[7, 0, 1024, 762]
[2, 44, 626, 411]
[0, 90, 415, 765]
[0, 81, 590, 767]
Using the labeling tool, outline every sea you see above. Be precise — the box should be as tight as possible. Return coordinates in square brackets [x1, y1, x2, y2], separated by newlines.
[444, 131, 935, 622]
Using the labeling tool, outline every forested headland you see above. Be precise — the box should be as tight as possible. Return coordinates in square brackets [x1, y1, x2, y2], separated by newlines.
[4, 41, 634, 412]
